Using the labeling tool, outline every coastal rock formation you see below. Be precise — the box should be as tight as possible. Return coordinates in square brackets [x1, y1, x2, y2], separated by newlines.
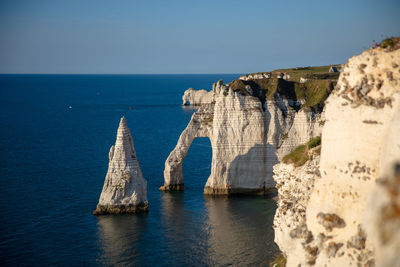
[94, 116, 148, 215]
[162, 81, 271, 194]
[239, 73, 271, 80]
[162, 78, 323, 195]
[366, 163, 400, 267]
[275, 109, 324, 159]
[273, 156, 320, 263]
[273, 44, 400, 266]
[182, 88, 213, 105]
[239, 72, 291, 81]
[365, 94, 400, 267]
[300, 77, 309, 83]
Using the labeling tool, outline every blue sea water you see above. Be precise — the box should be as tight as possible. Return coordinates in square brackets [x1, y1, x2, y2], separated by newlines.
[0, 74, 279, 266]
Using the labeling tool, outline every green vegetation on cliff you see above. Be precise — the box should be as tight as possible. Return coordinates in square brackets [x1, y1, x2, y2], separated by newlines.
[229, 77, 335, 112]
[269, 254, 287, 267]
[251, 65, 341, 82]
[282, 136, 321, 166]
[380, 36, 400, 51]
[295, 80, 335, 110]
[277, 65, 340, 81]
[229, 64, 339, 112]
[307, 136, 321, 149]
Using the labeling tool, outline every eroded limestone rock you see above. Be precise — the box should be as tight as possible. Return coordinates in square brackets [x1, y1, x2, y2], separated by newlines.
[365, 94, 400, 267]
[274, 45, 400, 266]
[162, 79, 323, 195]
[273, 156, 320, 262]
[94, 117, 148, 215]
[182, 88, 213, 106]
[162, 81, 270, 194]
[239, 73, 271, 80]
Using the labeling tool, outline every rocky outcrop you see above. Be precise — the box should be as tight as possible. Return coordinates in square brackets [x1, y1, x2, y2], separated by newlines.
[239, 73, 271, 80]
[161, 78, 323, 195]
[273, 45, 400, 266]
[300, 77, 309, 83]
[239, 72, 291, 81]
[365, 93, 400, 267]
[366, 163, 400, 267]
[182, 88, 213, 106]
[273, 156, 320, 263]
[94, 116, 148, 215]
[162, 81, 271, 194]
[275, 108, 324, 159]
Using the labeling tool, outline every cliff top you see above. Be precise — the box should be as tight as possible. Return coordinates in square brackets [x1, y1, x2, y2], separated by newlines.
[229, 76, 335, 112]
[232, 37, 400, 112]
[230, 64, 341, 112]
[247, 64, 342, 82]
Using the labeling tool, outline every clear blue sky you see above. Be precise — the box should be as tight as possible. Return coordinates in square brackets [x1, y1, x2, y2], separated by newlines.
[0, 0, 399, 74]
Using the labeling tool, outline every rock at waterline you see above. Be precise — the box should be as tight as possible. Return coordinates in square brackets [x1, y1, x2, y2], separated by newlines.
[94, 116, 148, 215]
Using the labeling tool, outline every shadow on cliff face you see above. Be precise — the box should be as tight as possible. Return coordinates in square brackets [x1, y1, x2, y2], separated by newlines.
[230, 77, 333, 113]
[226, 143, 278, 195]
[181, 138, 278, 196]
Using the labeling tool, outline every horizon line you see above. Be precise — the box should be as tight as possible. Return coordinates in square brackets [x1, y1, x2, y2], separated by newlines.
[0, 72, 246, 75]
[0, 63, 343, 76]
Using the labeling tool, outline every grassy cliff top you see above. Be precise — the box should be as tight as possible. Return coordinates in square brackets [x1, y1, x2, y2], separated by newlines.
[249, 65, 341, 82]
[229, 64, 340, 112]
[282, 136, 321, 166]
[229, 78, 335, 112]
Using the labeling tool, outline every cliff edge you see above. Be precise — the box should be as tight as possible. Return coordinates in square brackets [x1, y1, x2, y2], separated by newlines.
[273, 39, 400, 266]
[162, 73, 326, 195]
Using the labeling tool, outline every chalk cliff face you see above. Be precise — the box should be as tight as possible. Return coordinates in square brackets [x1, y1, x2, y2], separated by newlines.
[94, 117, 148, 215]
[182, 88, 213, 105]
[273, 46, 400, 266]
[365, 69, 400, 267]
[366, 163, 400, 267]
[275, 108, 324, 159]
[161, 79, 323, 194]
[273, 156, 320, 264]
[162, 81, 270, 194]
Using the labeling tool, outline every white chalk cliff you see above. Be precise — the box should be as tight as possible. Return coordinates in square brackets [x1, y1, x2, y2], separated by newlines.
[273, 45, 400, 266]
[273, 155, 320, 264]
[182, 88, 213, 106]
[161, 79, 323, 195]
[94, 116, 148, 215]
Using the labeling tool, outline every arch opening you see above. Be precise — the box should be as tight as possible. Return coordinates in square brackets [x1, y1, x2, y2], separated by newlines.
[182, 137, 212, 194]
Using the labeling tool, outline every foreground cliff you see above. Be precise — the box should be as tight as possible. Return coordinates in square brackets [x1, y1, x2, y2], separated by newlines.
[274, 40, 400, 266]
[94, 116, 148, 215]
[162, 72, 328, 194]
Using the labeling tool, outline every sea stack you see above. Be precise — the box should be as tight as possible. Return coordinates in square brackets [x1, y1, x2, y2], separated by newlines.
[94, 116, 148, 215]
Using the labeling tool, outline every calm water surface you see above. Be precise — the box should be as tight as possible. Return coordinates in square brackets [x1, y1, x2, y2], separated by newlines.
[0, 74, 279, 266]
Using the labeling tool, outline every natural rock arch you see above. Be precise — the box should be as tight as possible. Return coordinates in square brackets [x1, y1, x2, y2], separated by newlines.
[160, 105, 213, 191]
[160, 80, 324, 195]
[160, 81, 275, 195]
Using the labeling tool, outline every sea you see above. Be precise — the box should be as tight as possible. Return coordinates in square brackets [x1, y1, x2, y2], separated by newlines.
[0, 74, 279, 266]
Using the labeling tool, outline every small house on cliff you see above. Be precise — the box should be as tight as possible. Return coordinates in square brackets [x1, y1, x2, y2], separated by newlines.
[329, 66, 338, 73]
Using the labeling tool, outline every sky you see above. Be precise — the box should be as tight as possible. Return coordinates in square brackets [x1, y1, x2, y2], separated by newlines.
[0, 0, 399, 74]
